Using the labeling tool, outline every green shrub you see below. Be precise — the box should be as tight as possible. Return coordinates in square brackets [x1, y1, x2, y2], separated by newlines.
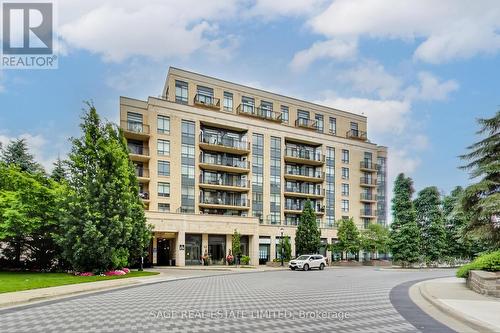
[240, 255, 250, 265]
[456, 251, 500, 278]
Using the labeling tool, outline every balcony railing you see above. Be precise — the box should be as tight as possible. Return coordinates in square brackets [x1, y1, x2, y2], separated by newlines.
[285, 203, 325, 213]
[194, 94, 220, 109]
[346, 129, 367, 141]
[360, 177, 377, 186]
[199, 133, 250, 151]
[284, 186, 324, 196]
[360, 193, 377, 201]
[121, 121, 150, 135]
[199, 174, 249, 188]
[139, 192, 149, 200]
[135, 168, 150, 178]
[285, 168, 324, 179]
[360, 161, 378, 170]
[236, 104, 282, 122]
[128, 145, 150, 156]
[285, 147, 323, 162]
[295, 117, 318, 130]
[199, 154, 249, 169]
[199, 195, 250, 207]
[360, 209, 377, 217]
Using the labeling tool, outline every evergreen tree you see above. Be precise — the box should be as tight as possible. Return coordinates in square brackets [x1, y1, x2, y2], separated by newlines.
[232, 229, 242, 258]
[51, 157, 67, 182]
[336, 217, 361, 259]
[277, 236, 292, 261]
[459, 111, 500, 248]
[360, 223, 389, 260]
[58, 104, 151, 272]
[295, 200, 321, 255]
[389, 173, 421, 267]
[0, 138, 43, 173]
[414, 186, 446, 263]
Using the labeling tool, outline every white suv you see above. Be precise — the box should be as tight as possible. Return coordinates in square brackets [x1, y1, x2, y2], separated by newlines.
[289, 254, 326, 271]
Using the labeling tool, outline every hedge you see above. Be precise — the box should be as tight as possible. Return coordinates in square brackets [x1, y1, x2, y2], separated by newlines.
[456, 250, 500, 278]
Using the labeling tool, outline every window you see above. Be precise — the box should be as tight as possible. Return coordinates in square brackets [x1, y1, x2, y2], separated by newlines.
[126, 112, 143, 132]
[297, 110, 309, 120]
[342, 199, 349, 212]
[315, 114, 324, 132]
[196, 86, 214, 104]
[158, 161, 170, 177]
[281, 106, 289, 124]
[350, 122, 359, 135]
[342, 167, 349, 180]
[158, 182, 170, 197]
[329, 117, 336, 135]
[157, 139, 170, 156]
[241, 96, 254, 113]
[158, 203, 170, 212]
[223, 92, 233, 112]
[342, 149, 350, 163]
[260, 101, 273, 118]
[157, 115, 170, 134]
[341, 183, 349, 196]
[175, 80, 188, 104]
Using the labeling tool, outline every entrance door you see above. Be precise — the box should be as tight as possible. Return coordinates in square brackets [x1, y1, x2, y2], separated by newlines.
[208, 235, 226, 265]
[157, 238, 171, 266]
[259, 244, 270, 265]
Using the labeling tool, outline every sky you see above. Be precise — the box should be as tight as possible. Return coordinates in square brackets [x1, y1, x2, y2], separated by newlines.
[1, 0, 499, 200]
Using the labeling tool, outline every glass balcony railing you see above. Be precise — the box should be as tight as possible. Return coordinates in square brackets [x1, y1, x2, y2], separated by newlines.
[360, 161, 378, 170]
[128, 145, 149, 156]
[284, 203, 324, 213]
[285, 168, 324, 179]
[285, 185, 324, 196]
[200, 133, 250, 150]
[122, 121, 150, 135]
[360, 193, 377, 201]
[360, 177, 377, 186]
[360, 209, 377, 216]
[199, 154, 249, 169]
[135, 168, 150, 178]
[285, 147, 323, 162]
[199, 174, 249, 188]
[295, 117, 318, 130]
[199, 195, 249, 207]
[346, 129, 367, 141]
[236, 104, 282, 122]
[194, 94, 220, 109]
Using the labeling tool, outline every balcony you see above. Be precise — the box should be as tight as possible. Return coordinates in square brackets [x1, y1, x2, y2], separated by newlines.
[139, 191, 150, 203]
[121, 121, 150, 140]
[360, 177, 377, 187]
[284, 169, 324, 183]
[284, 186, 325, 199]
[284, 147, 324, 166]
[135, 168, 150, 182]
[295, 118, 318, 130]
[236, 104, 282, 122]
[199, 154, 250, 174]
[199, 175, 250, 192]
[199, 195, 250, 210]
[199, 133, 250, 155]
[360, 193, 377, 202]
[346, 129, 367, 141]
[128, 145, 150, 162]
[284, 203, 325, 215]
[360, 209, 377, 218]
[194, 94, 220, 110]
[360, 161, 378, 172]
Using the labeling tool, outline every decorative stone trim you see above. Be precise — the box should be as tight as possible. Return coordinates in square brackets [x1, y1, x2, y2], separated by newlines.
[467, 270, 500, 298]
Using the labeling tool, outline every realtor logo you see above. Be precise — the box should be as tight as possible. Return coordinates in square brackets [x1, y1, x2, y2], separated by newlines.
[2, 1, 57, 69]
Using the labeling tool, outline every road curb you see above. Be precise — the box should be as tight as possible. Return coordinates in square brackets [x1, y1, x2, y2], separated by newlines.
[417, 280, 499, 333]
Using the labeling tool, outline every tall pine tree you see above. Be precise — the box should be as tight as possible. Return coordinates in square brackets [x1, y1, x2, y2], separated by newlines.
[414, 186, 446, 264]
[295, 200, 321, 255]
[58, 104, 150, 272]
[390, 173, 421, 267]
[459, 111, 500, 248]
[0, 138, 43, 173]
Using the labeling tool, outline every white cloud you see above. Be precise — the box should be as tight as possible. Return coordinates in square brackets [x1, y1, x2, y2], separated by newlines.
[289, 38, 357, 72]
[297, 0, 500, 65]
[405, 72, 459, 101]
[411, 134, 430, 151]
[247, 0, 328, 19]
[58, 0, 241, 62]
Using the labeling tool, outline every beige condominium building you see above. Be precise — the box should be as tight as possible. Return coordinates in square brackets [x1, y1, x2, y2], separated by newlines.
[119, 67, 388, 267]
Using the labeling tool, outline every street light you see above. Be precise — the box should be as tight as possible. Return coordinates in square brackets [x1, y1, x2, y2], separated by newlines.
[280, 227, 284, 267]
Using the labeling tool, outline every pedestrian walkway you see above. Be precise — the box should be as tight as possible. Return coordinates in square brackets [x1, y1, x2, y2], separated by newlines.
[415, 277, 500, 332]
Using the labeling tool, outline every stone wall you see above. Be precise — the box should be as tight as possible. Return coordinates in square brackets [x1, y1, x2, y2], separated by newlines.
[467, 270, 500, 298]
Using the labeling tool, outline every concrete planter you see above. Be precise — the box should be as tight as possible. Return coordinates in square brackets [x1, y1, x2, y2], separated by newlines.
[467, 270, 500, 298]
[362, 260, 392, 267]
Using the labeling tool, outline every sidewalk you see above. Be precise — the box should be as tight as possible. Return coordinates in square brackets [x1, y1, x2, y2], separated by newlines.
[414, 277, 500, 333]
[0, 267, 279, 310]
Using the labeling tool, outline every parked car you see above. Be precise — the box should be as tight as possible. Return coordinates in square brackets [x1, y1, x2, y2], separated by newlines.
[289, 254, 326, 271]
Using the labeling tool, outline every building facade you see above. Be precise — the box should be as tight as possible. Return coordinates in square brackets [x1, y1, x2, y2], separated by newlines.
[119, 67, 388, 266]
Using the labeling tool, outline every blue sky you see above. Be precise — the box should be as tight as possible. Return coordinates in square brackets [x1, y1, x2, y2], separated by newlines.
[1, 0, 499, 198]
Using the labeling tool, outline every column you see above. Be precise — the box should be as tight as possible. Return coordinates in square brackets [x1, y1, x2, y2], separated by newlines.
[152, 235, 158, 265]
[226, 234, 232, 264]
[202, 234, 209, 259]
[270, 235, 276, 261]
[249, 235, 259, 266]
[176, 231, 185, 267]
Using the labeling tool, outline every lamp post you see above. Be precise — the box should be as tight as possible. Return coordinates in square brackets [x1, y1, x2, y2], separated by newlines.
[280, 227, 284, 267]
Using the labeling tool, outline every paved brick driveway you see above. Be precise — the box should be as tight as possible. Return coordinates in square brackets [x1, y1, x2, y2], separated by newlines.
[0, 267, 454, 332]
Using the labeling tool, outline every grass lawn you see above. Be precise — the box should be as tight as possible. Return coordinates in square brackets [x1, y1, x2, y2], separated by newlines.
[0, 271, 159, 294]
